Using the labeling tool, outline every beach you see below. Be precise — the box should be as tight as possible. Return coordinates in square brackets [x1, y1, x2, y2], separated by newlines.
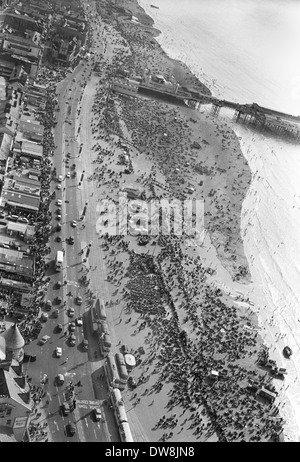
[73, 0, 296, 442]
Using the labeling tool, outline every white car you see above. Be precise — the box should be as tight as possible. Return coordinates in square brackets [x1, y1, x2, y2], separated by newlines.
[93, 408, 102, 421]
[69, 307, 75, 317]
[76, 317, 83, 326]
[56, 347, 62, 357]
[39, 335, 50, 345]
[71, 220, 77, 227]
[66, 172, 71, 178]
[57, 200, 62, 206]
[57, 184, 62, 190]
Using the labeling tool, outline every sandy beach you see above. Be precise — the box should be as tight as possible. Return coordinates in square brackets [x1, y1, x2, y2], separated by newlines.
[73, 0, 290, 442]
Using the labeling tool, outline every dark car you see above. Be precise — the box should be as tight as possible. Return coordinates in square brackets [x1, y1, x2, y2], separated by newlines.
[56, 323, 63, 333]
[121, 344, 129, 354]
[56, 223, 62, 231]
[23, 353, 37, 363]
[67, 422, 76, 436]
[128, 376, 137, 388]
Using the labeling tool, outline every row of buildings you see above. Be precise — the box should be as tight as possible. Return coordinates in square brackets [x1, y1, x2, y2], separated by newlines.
[0, 0, 88, 442]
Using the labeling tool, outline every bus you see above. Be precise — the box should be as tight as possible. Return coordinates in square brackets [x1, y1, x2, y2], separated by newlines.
[115, 353, 128, 385]
[119, 422, 134, 442]
[55, 250, 63, 271]
[95, 299, 107, 321]
[105, 354, 121, 389]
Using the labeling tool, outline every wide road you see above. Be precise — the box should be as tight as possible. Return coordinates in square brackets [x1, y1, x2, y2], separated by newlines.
[23, 59, 118, 441]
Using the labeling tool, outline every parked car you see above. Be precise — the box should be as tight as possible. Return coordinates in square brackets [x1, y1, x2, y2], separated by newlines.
[56, 296, 62, 304]
[82, 339, 89, 351]
[39, 335, 50, 345]
[58, 175, 63, 182]
[56, 323, 63, 333]
[23, 353, 37, 363]
[69, 334, 76, 346]
[57, 184, 62, 190]
[56, 223, 62, 231]
[68, 236, 74, 244]
[45, 300, 52, 310]
[56, 374, 65, 385]
[53, 309, 59, 318]
[56, 281, 62, 289]
[75, 295, 82, 305]
[68, 307, 75, 317]
[93, 408, 102, 421]
[66, 172, 71, 178]
[128, 376, 137, 388]
[69, 322, 76, 332]
[121, 344, 129, 354]
[55, 346, 62, 357]
[55, 235, 62, 242]
[71, 220, 77, 227]
[76, 317, 83, 326]
[41, 313, 48, 322]
[57, 200, 62, 206]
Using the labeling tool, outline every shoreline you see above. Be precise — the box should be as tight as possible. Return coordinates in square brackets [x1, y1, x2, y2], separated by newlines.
[81, 0, 286, 442]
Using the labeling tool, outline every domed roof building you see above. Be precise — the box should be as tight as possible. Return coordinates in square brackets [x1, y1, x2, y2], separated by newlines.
[0, 324, 25, 362]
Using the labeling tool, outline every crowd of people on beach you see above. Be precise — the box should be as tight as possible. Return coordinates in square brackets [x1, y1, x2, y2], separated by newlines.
[83, 0, 286, 442]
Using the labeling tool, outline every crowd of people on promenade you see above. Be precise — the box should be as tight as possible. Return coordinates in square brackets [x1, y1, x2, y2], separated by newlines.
[83, 6, 286, 440]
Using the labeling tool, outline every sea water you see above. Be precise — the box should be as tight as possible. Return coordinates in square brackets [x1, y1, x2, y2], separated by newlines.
[138, 0, 300, 440]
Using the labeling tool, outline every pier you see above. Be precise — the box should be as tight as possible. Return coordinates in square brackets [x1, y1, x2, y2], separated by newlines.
[112, 77, 300, 141]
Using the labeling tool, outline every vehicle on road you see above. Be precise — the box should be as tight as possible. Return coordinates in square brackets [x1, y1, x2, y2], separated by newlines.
[82, 339, 89, 351]
[93, 408, 102, 421]
[39, 335, 51, 345]
[23, 353, 37, 363]
[66, 422, 76, 436]
[68, 307, 75, 317]
[76, 317, 83, 326]
[75, 295, 82, 305]
[57, 200, 62, 206]
[45, 300, 52, 310]
[121, 344, 128, 354]
[18, 217, 29, 223]
[55, 250, 63, 271]
[69, 322, 76, 332]
[56, 323, 63, 333]
[66, 172, 71, 178]
[68, 236, 74, 244]
[55, 346, 62, 357]
[41, 313, 48, 322]
[69, 334, 76, 346]
[62, 402, 71, 415]
[53, 309, 59, 318]
[56, 374, 65, 385]
[71, 220, 77, 227]
[128, 376, 137, 388]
